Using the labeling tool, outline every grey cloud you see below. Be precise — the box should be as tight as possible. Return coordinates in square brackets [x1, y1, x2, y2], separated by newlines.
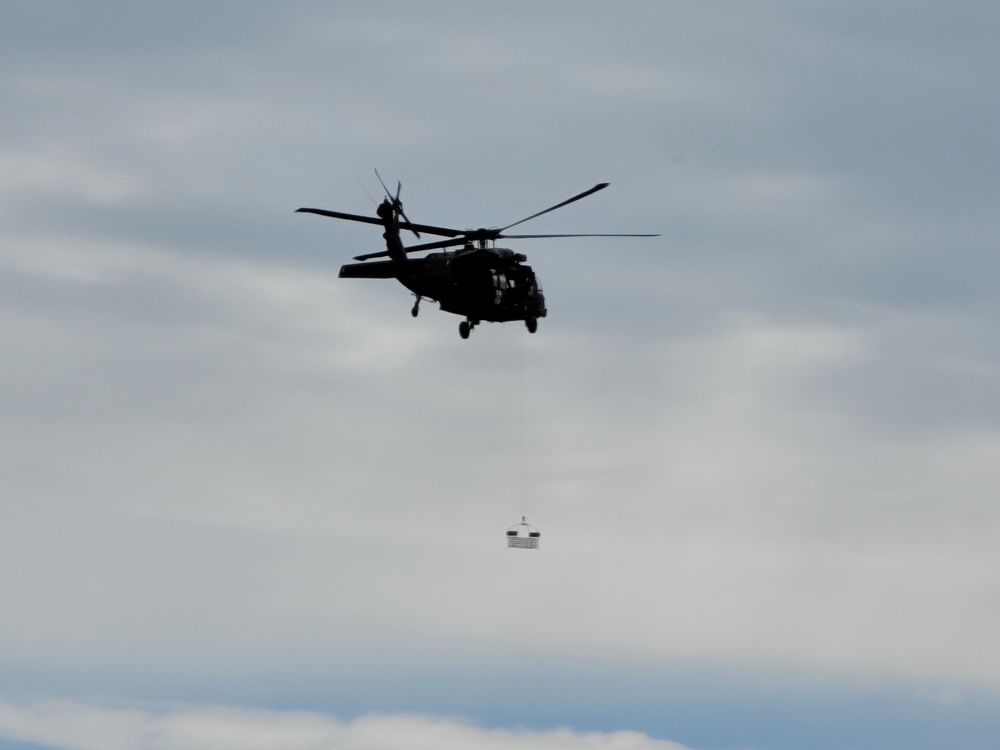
[3, 3, 1000, 749]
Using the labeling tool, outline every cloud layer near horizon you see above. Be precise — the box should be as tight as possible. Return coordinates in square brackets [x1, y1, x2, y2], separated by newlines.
[0, 701, 690, 750]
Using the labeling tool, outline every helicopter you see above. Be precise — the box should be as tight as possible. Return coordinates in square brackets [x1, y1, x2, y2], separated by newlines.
[296, 174, 658, 338]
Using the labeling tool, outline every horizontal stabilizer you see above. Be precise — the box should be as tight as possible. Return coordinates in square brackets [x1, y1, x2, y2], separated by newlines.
[339, 260, 398, 279]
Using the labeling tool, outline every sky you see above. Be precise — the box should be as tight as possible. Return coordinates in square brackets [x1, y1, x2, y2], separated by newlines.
[2, 2, 1000, 749]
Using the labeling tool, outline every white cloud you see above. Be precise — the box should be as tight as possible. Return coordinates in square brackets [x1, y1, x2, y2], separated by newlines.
[0, 148, 141, 206]
[0, 702, 692, 750]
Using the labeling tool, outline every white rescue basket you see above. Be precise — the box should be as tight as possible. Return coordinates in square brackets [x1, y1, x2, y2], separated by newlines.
[506, 516, 541, 549]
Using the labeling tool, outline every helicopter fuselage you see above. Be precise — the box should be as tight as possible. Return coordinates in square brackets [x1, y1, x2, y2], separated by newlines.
[338, 199, 546, 334]
[341, 245, 546, 324]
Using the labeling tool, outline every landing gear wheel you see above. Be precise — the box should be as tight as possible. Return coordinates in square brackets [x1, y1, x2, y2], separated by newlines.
[411, 296, 420, 317]
[525, 317, 538, 334]
[459, 321, 470, 339]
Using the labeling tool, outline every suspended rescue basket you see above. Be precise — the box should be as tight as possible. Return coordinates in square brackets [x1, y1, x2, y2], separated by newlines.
[506, 516, 541, 549]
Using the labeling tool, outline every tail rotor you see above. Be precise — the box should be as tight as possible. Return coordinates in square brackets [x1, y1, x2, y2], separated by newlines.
[374, 169, 420, 238]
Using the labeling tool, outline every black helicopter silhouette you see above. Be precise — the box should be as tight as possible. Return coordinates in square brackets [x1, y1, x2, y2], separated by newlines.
[296, 174, 658, 338]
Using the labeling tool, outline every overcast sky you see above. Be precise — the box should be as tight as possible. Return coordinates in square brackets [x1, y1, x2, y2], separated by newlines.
[2, 3, 1000, 749]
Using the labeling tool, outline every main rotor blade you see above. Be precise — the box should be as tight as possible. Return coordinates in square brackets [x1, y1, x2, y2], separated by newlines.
[498, 182, 610, 233]
[295, 207, 384, 226]
[403, 237, 468, 253]
[501, 232, 661, 239]
[396, 220, 465, 238]
[298, 205, 465, 241]
[353, 237, 467, 261]
[352, 250, 390, 261]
